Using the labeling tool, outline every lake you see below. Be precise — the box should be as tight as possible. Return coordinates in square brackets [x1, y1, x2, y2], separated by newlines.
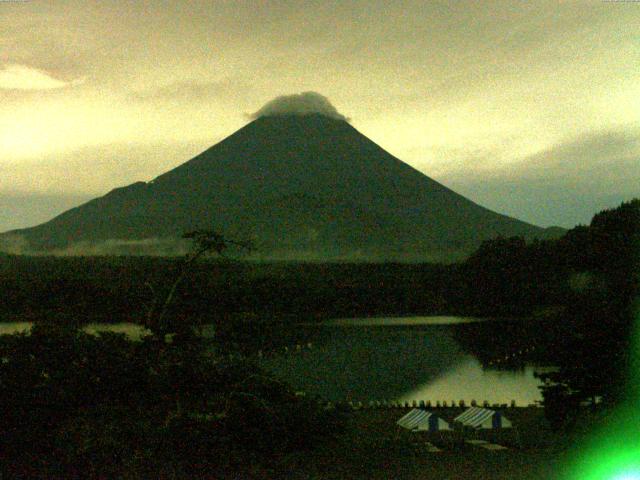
[261, 316, 547, 405]
[0, 316, 548, 405]
[0, 322, 151, 340]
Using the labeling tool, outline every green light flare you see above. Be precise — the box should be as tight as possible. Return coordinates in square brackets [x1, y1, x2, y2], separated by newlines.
[566, 303, 640, 480]
[630, 300, 640, 400]
[611, 473, 640, 480]
[570, 436, 640, 479]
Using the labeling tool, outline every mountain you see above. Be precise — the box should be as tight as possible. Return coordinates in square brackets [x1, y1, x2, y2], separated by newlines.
[1, 114, 562, 261]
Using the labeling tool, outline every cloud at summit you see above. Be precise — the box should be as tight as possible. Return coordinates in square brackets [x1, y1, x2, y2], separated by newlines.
[249, 92, 349, 122]
[0, 0, 638, 230]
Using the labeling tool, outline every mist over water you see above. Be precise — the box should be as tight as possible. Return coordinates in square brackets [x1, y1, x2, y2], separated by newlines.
[0, 235, 191, 256]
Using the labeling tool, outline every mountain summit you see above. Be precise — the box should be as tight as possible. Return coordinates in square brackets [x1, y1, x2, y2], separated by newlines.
[250, 91, 349, 122]
[2, 96, 560, 260]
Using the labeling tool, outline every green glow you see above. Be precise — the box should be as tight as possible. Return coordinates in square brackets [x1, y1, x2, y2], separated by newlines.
[566, 304, 640, 480]
[611, 473, 640, 480]
[631, 300, 640, 400]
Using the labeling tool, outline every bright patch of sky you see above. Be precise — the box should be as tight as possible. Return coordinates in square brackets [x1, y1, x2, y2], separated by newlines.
[1, 0, 638, 230]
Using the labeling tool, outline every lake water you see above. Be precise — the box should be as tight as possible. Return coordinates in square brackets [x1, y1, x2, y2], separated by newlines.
[261, 316, 547, 405]
[321, 316, 488, 326]
[0, 316, 547, 405]
[0, 322, 151, 340]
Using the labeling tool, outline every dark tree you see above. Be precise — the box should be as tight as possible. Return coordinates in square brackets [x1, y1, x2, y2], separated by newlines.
[537, 199, 640, 425]
[144, 229, 252, 338]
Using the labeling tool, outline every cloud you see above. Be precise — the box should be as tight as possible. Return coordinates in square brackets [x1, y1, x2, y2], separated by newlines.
[0, 192, 93, 233]
[438, 128, 640, 227]
[249, 91, 349, 121]
[0, 63, 82, 90]
[128, 78, 247, 103]
[507, 129, 640, 181]
[440, 127, 640, 188]
[0, 141, 211, 197]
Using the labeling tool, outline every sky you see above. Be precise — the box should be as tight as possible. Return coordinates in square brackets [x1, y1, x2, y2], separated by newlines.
[1, 0, 638, 231]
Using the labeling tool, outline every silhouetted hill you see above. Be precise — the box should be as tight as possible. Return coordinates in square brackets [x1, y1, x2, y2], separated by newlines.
[2, 114, 562, 260]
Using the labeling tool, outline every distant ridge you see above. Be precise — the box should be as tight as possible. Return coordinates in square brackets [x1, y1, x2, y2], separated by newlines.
[1, 113, 562, 260]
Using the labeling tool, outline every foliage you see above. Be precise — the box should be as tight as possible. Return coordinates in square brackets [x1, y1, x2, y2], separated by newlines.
[534, 200, 640, 426]
[0, 230, 342, 478]
[0, 325, 342, 478]
[0, 200, 637, 469]
[0, 257, 456, 327]
[450, 200, 638, 427]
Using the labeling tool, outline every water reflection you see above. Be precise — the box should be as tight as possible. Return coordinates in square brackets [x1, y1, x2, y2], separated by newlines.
[83, 323, 151, 341]
[324, 316, 488, 327]
[398, 357, 544, 405]
[0, 317, 547, 404]
[0, 322, 150, 340]
[0, 322, 31, 336]
[262, 325, 468, 401]
[262, 317, 546, 404]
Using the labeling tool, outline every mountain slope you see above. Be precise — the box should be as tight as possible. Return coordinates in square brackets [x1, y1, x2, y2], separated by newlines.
[2, 114, 561, 260]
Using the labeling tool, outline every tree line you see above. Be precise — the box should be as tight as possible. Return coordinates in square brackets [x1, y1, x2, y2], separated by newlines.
[0, 198, 637, 476]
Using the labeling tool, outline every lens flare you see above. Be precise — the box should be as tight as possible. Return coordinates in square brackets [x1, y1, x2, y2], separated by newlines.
[611, 473, 640, 480]
[566, 303, 640, 480]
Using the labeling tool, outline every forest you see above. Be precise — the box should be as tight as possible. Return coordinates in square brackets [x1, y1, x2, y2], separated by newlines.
[0, 199, 638, 477]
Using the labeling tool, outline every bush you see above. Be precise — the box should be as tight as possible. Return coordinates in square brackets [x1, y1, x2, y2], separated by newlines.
[0, 324, 343, 478]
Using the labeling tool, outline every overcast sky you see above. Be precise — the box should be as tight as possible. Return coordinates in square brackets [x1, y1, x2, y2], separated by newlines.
[1, 0, 638, 231]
